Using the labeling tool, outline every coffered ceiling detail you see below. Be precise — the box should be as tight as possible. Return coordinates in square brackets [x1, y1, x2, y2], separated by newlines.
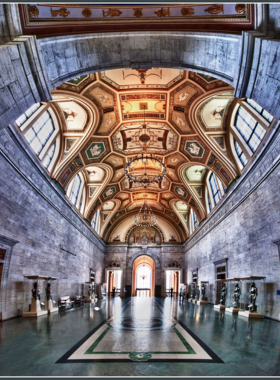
[50, 67, 239, 241]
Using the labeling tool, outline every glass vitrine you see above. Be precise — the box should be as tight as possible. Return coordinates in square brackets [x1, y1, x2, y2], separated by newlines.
[197, 281, 209, 305]
[213, 279, 226, 310]
[225, 278, 241, 313]
[45, 277, 58, 313]
[22, 275, 48, 317]
[85, 281, 96, 303]
[189, 282, 197, 303]
[239, 276, 266, 319]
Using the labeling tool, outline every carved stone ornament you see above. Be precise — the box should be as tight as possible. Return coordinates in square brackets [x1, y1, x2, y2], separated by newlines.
[154, 8, 170, 17]
[181, 7, 195, 16]
[204, 5, 224, 15]
[133, 8, 143, 18]
[168, 261, 180, 268]
[51, 8, 70, 18]
[82, 8, 92, 18]
[235, 4, 245, 14]
[109, 260, 120, 268]
[103, 9, 122, 17]
[29, 5, 39, 18]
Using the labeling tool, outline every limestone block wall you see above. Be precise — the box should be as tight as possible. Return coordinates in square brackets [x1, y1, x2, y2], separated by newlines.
[105, 244, 184, 297]
[184, 121, 280, 321]
[40, 32, 241, 89]
[0, 125, 105, 321]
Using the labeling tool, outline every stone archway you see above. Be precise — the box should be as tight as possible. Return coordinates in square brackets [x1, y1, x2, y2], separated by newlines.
[132, 255, 155, 297]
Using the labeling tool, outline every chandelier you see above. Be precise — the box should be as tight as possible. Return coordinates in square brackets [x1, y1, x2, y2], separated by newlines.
[134, 195, 157, 227]
[125, 154, 166, 187]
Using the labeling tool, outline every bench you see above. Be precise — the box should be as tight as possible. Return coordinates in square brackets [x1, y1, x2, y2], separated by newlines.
[58, 296, 74, 309]
[74, 295, 86, 305]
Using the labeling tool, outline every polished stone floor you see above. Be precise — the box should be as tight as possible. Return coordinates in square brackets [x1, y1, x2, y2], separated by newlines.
[1, 297, 280, 376]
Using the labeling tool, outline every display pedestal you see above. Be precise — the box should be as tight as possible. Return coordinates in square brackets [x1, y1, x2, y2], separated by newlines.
[46, 299, 58, 313]
[22, 299, 48, 317]
[188, 298, 193, 303]
[192, 299, 197, 304]
[214, 304, 226, 310]
[86, 295, 93, 303]
[97, 284, 103, 299]
[197, 300, 208, 305]
[239, 310, 264, 319]
[226, 307, 239, 314]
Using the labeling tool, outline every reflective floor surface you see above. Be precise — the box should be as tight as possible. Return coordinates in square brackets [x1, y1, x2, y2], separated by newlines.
[1, 297, 280, 376]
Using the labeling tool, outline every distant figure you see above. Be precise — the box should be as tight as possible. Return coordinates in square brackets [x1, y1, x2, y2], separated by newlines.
[112, 287, 116, 298]
[170, 287, 173, 298]
[186, 292, 189, 302]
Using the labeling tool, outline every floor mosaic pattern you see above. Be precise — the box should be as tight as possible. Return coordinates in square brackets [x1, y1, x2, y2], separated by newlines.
[1, 297, 280, 376]
[57, 298, 223, 363]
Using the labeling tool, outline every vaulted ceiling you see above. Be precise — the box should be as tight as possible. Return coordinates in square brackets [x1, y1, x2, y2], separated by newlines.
[49, 68, 239, 242]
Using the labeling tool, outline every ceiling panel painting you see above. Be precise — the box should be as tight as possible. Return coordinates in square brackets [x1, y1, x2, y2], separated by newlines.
[166, 153, 187, 169]
[166, 167, 180, 182]
[57, 101, 87, 130]
[172, 111, 191, 133]
[160, 199, 171, 209]
[104, 154, 124, 169]
[81, 138, 109, 164]
[112, 122, 178, 155]
[90, 87, 114, 108]
[181, 137, 210, 163]
[173, 85, 197, 107]
[100, 68, 184, 90]
[115, 192, 130, 201]
[120, 93, 166, 120]
[86, 166, 105, 182]
[176, 201, 189, 211]
[197, 95, 234, 131]
[111, 168, 125, 183]
[186, 165, 206, 182]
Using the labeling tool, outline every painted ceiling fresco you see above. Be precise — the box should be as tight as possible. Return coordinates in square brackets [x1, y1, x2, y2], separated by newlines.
[49, 68, 240, 242]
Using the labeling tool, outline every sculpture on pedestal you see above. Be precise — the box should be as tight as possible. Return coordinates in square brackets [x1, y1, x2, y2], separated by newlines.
[45, 283, 54, 310]
[46, 283, 52, 301]
[32, 282, 40, 300]
[88, 285, 92, 297]
[196, 285, 200, 300]
[201, 284, 206, 300]
[220, 283, 227, 305]
[248, 282, 258, 312]
[233, 283, 241, 308]
[191, 284, 196, 299]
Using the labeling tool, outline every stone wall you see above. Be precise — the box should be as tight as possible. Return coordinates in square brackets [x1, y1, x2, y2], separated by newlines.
[105, 244, 184, 297]
[0, 124, 105, 321]
[184, 121, 280, 321]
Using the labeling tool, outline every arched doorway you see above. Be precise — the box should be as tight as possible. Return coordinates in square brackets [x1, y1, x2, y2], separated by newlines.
[132, 255, 155, 297]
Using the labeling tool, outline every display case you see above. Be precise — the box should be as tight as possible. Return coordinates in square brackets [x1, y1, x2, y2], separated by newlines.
[197, 281, 209, 305]
[214, 280, 226, 310]
[189, 282, 196, 303]
[45, 277, 58, 313]
[225, 278, 241, 314]
[22, 276, 48, 317]
[238, 276, 266, 319]
[214, 279, 222, 305]
[179, 283, 186, 299]
[85, 281, 95, 303]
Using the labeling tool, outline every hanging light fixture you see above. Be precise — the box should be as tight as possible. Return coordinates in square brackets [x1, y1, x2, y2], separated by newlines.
[125, 153, 166, 187]
[134, 193, 157, 227]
